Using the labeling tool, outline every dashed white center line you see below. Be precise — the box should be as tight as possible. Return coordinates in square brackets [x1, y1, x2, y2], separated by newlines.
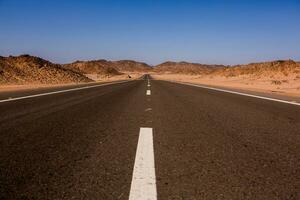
[146, 90, 151, 95]
[145, 108, 152, 112]
[129, 128, 157, 200]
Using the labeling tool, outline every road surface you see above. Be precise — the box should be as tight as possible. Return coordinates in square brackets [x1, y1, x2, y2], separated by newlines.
[0, 75, 299, 199]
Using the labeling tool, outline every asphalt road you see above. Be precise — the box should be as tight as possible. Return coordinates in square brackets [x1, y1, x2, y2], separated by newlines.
[0, 75, 299, 199]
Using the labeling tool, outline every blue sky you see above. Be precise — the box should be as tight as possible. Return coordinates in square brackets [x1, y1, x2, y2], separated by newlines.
[0, 0, 299, 65]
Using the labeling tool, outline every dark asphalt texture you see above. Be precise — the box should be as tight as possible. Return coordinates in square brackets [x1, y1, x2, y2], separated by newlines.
[0, 75, 299, 199]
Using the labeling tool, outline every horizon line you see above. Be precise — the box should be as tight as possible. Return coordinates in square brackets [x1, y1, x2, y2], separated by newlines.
[1, 53, 299, 67]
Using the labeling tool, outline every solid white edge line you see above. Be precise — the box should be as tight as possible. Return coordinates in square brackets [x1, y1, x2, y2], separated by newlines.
[0, 80, 131, 103]
[146, 90, 151, 95]
[168, 80, 300, 106]
[129, 127, 157, 200]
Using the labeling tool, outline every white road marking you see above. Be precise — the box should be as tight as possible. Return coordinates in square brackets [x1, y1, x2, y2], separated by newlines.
[169, 81, 300, 106]
[147, 90, 151, 95]
[0, 80, 131, 103]
[148, 84, 151, 87]
[129, 128, 157, 200]
[145, 108, 152, 112]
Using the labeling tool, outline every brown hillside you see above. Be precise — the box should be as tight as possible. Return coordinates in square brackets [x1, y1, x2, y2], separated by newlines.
[155, 61, 224, 74]
[112, 60, 152, 72]
[154, 60, 300, 77]
[152, 59, 300, 97]
[63, 60, 122, 76]
[0, 55, 92, 84]
[213, 60, 300, 78]
[64, 59, 152, 76]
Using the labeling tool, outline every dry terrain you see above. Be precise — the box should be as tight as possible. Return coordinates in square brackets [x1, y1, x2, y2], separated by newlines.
[0, 55, 150, 91]
[153, 60, 300, 97]
[63, 60, 122, 77]
[63, 59, 151, 81]
[1, 54, 299, 97]
[0, 55, 92, 85]
[111, 60, 152, 72]
[64, 59, 152, 75]
[154, 61, 224, 74]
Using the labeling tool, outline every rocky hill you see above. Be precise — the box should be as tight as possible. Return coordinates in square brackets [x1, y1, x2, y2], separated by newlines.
[0, 55, 92, 84]
[213, 60, 300, 78]
[154, 60, 300, 78]
[2, 54, 298, 86]
[63, 60, 122, 76]
[154, 61, 224, 74]
[64, 59, 152, 75]
[112, 60, 152, 72]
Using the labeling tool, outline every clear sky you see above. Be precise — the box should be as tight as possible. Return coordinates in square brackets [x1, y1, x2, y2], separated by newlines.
[0, 0, 299, 65]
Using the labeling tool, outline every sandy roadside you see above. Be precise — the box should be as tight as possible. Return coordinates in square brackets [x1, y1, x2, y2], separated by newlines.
[0, 72, 143, 92]
[152, 73, 300, 98]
